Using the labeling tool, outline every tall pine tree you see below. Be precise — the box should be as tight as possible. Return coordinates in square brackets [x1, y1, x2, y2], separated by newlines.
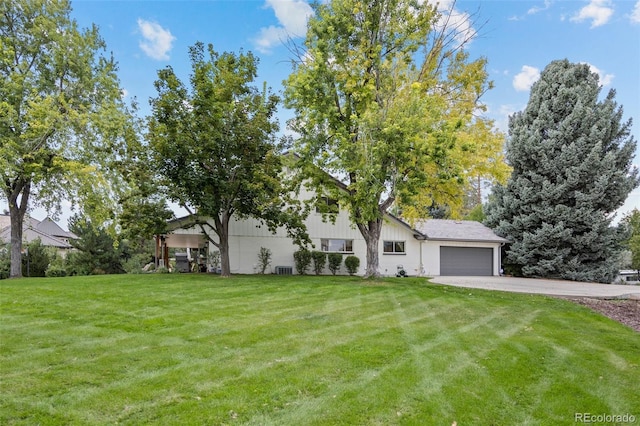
[485, 60, 639, 283]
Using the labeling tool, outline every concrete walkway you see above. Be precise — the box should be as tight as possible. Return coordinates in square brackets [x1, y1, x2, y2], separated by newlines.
[429, 276, 640, 299]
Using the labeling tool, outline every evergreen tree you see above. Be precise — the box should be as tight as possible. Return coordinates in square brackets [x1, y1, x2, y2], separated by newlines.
[485, 60, 639, 283]
[68, 215, 125, 275]
[21, 239, 52, 277]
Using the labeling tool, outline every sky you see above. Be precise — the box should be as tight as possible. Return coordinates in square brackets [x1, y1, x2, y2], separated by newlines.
[4, 0, 640, 226]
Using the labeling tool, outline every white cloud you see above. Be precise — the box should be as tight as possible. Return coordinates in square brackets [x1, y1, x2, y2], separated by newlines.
[494, 104, 523, 133]
[254, 26, 290, 54]
[255, 0, 313, 53]
[582, 62, 614, 86]
[427, 0, 476, 46]
[513, 65, 540, 92]
[137, 19, 175, 60]
[267, 0, 312, 35]
[507, 1, 552, 22]
[631, 0, 640, 23]
[570, 0, 614, 28]
[528, 0, 552, 15]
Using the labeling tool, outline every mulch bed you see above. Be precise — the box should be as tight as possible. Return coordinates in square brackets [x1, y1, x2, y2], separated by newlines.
[568, 298, 640, 333]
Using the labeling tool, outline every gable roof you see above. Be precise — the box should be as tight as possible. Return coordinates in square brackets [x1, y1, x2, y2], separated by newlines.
[164, 157, 507, 245]
[0, 214, 40, 230]
[0, 215, 74, 248]
[35, 217, 78, 239]
[284, 155, 506, 244]
[0, 225, 72, 248]
[414, 219, 508, 243]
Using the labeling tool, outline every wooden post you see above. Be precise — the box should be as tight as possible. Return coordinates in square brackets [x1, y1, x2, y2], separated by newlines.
[155, 235, 160, 268]
[163, 240, 169, 270]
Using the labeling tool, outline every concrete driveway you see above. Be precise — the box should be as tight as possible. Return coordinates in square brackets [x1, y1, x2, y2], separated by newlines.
[429, 276, 640, 299]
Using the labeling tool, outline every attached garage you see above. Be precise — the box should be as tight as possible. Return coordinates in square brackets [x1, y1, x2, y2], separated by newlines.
[440, 246, 493, 276]
[415, 220, 509, 277]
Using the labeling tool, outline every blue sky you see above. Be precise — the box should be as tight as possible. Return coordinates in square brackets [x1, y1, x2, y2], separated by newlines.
[7, 0, 640, 223]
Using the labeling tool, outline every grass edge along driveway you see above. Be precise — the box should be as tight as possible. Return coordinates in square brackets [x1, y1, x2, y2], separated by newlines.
[1, 274, 638, 425]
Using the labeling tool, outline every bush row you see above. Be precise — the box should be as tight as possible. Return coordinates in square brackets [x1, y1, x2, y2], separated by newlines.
[293, 249, 359, 276]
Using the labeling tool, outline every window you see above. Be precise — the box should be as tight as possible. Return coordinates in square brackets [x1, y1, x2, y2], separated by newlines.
[383, 240, 405, 254]
[321, 239, 353, 253]
[316, 197, 339, 214]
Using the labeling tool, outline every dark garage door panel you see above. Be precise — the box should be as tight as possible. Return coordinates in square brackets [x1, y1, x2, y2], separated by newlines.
[440, 246, 493, 276]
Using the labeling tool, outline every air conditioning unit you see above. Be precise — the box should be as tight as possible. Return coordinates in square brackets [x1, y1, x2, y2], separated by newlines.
[275, 266, 293, 275]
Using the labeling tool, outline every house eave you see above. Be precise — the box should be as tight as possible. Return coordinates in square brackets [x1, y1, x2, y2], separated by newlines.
[421, 237, 509, 244]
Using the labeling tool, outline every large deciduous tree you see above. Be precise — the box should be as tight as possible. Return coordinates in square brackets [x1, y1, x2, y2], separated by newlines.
[401, 116, 511, 221]
[284, 0, 502, 277]
[485, 60, 639, 283]
[148, 42, 308, 277]
[117, 142, 174, 249]
[1, 0, 136, 277]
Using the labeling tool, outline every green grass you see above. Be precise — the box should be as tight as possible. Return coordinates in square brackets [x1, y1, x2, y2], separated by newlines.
[1, 274, 638, 425]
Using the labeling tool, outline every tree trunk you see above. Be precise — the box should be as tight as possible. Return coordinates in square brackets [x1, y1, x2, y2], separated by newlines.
[6, 180, 31, 278]
[9, 213, 23, 278]
[217, 211, 232, 277]
[358, 218, 383, 278]
[219, 232, 231, 277]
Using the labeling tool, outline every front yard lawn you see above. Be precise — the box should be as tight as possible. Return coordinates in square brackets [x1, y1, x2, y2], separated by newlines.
[1, 274, 638, 425]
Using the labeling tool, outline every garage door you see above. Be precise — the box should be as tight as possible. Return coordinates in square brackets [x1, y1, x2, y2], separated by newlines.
[440, 246, 493, 276]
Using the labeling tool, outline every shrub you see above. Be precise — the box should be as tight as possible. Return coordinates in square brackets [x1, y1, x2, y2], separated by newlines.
[45, 256, 68, 277]
[328, 252, 342, 275]
[22, 239, 52, 277]
[257, 247, 272, 274]
[123, 253, 153, 274]
[293, 249, 312, 275]
[344, 255, 360, 275]
[311, 251, 327, 275]
[209, 250, 221, 273]
[0, 245, 10, 280]
[45, 264, 67, 277]
[64, 251, 89, 276]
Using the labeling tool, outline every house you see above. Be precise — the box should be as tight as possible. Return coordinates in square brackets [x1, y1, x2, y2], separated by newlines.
[0, 214, 77, 257]
[159, 185, 508, 277]
[616, 270, 640, 284]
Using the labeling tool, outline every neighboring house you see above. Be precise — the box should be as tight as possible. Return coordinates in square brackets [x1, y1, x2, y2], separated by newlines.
[0, 214, 77, 257]
[616, 270, 640, 284]
[160, 185, 508, 277]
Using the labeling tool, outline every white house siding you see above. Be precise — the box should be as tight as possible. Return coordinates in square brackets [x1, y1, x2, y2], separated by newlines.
[192, 186, 422, 275]
[167, 187, 504, 276]
[378, 218, 422, 276]
[170, 214, 504, 276]
[222, 217, 423, 276]
[225, 204, 369, 275]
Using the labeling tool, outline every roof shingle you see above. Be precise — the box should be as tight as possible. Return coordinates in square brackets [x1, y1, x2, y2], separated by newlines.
[414, 219, 508, 243]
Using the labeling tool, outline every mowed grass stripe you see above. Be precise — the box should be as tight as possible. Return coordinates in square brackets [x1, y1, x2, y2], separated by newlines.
[1, 274, 639, 425]
[258, 294, 545, 424]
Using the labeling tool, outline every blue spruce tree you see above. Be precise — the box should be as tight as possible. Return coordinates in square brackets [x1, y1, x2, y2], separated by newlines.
[486, 60, 639, 283]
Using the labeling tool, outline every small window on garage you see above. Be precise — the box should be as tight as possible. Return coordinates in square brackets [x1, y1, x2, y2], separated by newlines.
[321, 239, 353, 253]
[383, 240, 405, 254]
